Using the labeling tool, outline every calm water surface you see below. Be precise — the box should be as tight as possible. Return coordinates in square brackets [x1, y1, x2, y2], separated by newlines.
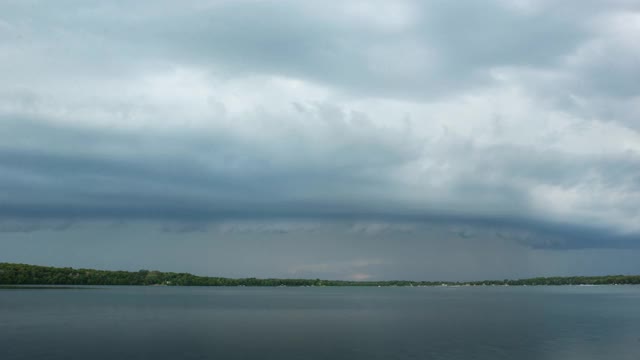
[1, 286, 639, 359]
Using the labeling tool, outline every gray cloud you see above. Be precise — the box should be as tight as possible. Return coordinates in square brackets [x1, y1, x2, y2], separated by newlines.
[2, 1, 634, 100]
[1, 1, 639, 278]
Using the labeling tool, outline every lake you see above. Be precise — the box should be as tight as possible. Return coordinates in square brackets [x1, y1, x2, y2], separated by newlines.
[1, 286, 639, 359]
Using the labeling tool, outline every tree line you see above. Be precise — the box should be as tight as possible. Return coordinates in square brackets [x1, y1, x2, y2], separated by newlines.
[1, 263, 639, 287]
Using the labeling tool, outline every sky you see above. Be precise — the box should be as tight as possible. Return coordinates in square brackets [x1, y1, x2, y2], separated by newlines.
[1, 0, 640, 281]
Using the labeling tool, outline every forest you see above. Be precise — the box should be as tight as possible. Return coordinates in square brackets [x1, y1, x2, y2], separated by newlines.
[2, 263, 639, 287]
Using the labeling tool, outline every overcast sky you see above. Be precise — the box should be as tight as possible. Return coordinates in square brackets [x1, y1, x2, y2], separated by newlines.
[1, 0, 639, 280]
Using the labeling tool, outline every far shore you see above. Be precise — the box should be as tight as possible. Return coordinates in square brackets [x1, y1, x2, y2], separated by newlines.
[2, 263, 640, 288]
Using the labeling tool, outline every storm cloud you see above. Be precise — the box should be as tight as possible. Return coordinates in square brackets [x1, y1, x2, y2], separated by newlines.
[1, 1, 639, 279]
